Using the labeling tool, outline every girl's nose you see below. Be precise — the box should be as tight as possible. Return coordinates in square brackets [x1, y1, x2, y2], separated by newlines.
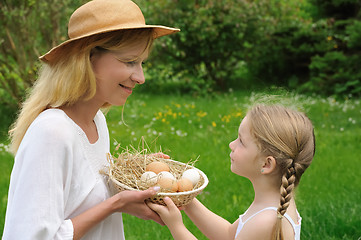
[229, 140, 235, 150]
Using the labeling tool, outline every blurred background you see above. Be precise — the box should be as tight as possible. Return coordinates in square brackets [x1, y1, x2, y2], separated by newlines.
[1, 0, 360, 239]
[1, 0, 361, 127]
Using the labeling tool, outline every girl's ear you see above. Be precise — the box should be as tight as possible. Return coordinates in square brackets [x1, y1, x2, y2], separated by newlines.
[261, 156, 277, 174]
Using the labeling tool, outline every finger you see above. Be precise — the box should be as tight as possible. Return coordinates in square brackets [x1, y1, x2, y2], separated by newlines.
[146, 202, 167, 226]
[137, 187, 159, 200]
[147, 208, 165, 225]
[161, 153, 170, 159]
[147, 201, 163, 213]
[155, 152, 170, 159]
[163, 197, 177, 210]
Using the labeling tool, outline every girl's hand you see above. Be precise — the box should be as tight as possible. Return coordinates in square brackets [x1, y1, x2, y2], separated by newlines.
[147, 197, 183, 226]
[149, 152, 171, 159]
[112, 187, 164, 225]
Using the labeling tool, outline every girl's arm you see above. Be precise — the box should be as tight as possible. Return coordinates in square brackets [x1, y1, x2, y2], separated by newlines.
[184, 198, 234, 240]
[72, 188, 163, 240]
[147, 197, 197, 240]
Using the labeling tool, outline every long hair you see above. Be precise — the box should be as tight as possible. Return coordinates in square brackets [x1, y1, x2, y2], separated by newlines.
[247, 104, 315, 240]
[9, 29, 154, 154]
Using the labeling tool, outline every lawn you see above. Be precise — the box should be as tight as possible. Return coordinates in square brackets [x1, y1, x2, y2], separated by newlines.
[1, 89, 360, 239]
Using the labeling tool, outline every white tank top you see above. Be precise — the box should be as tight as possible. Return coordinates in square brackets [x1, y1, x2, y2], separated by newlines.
[235, 207, 301, 240]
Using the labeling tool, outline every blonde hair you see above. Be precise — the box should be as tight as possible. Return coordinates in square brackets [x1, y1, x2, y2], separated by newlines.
[247, 104, 315, 240]
[9, 29, 154, 154]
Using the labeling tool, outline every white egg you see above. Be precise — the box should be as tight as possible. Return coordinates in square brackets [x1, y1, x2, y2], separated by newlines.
[140, 171, 158, 186]
[157, 171, 176, 181]
[182, 169, 200, 186]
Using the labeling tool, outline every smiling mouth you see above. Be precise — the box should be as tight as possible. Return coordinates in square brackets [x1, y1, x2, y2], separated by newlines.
[119, 84, 132, 91]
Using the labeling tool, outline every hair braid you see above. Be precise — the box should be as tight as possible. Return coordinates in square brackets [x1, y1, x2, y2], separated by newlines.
[272, 164, 296, 240]
[278, 165, 296, 215]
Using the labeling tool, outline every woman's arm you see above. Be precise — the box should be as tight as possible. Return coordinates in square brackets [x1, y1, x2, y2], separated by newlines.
[72, 188, 162, 240]
[184, 198, 234, 240]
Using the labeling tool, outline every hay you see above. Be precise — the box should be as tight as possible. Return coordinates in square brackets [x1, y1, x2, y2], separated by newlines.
[106, 145, 208, 207]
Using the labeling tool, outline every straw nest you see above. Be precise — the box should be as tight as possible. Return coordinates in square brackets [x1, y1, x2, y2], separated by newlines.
[107, 147, 208, 207]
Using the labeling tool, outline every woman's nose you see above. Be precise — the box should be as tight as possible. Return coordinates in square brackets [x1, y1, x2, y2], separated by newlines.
[131, 65, 145, 84]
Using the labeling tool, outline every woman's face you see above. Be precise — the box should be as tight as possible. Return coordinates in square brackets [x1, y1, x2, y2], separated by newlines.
[91, 40, 149, 106]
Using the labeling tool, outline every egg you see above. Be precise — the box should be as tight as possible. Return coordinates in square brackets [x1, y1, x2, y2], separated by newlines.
[157, 171, 176, 181]
[140, 171, 158, 187]
[146, 161, 170, 174]
[177, 178, 193, 192]
[156, 178, 178, 192]
[181, 169, 200, 186]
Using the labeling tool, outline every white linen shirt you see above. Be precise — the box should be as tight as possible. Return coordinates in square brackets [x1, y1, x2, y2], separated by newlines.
[3, 109, 124, 240]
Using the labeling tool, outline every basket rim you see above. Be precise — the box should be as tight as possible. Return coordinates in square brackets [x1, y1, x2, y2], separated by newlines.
[109, 158, 209, 196]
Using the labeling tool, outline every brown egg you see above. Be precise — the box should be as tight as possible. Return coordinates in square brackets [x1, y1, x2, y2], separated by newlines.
[156, 178, 178, 192]
[177, 178, 193, 192]
[146, 161, 170, 174]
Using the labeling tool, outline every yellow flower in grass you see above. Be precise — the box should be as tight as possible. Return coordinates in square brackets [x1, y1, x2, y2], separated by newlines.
[212, 121, 217, 127]
[196, 111, 207, 118]
[233, 111, 242, 118]
[221, 115, 231, 123]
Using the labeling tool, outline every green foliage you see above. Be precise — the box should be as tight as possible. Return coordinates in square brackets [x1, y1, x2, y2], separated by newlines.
[137, 0, 278, 94]
[308, 0, 361, 19]
[0, 0, 86, 108]
[1, 0, 361, 106]
[300, 18, 361, 97]
[346, 20, 361, 50]
[305, 51, 361, 96]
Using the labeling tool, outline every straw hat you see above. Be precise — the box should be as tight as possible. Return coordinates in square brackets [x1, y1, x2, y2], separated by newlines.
[40, 0, 180, 62]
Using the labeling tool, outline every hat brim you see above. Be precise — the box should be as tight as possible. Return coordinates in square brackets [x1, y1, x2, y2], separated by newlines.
[39, 25, 180, 62]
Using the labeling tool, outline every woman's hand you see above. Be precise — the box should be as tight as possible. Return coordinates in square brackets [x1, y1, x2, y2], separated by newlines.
[111, 187, 164, 225]
[147, 197, 183, 227]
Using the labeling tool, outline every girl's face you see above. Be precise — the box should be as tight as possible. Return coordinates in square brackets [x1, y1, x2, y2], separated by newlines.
[91, 40, 149, 106]
[229, 116, 262, 179]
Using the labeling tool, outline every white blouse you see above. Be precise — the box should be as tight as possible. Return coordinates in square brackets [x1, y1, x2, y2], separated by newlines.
[3, 109, 124, 240]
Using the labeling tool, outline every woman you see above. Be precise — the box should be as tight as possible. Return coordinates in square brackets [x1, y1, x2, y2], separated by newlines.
[3, 0, 179, 239]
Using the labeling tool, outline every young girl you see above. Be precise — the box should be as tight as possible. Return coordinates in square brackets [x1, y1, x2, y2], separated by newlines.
[148, 104, 315, 240]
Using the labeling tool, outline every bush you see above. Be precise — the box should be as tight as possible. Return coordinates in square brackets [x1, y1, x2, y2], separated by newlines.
[137, 0, 278, 94]
[0, 0, 85, 109]
[138, 0, 323, 94]
[304, 51, 361, 96]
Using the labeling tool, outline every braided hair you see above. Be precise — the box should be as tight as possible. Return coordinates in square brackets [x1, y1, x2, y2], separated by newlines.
[248, 105, 315, 240]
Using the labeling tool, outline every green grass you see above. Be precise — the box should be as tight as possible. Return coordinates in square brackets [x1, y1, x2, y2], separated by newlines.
[1, 90, 360, 239]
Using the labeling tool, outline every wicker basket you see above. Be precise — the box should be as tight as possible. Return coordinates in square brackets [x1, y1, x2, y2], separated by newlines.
[108, 158, 209, 207]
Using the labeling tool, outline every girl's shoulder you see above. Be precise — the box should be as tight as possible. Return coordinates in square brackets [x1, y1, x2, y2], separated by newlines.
[235, 209, 277, 240]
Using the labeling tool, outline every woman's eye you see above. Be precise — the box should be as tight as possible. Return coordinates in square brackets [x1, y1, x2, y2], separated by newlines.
[126, 61, 137, 65]
[125, 61, 146, 66]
